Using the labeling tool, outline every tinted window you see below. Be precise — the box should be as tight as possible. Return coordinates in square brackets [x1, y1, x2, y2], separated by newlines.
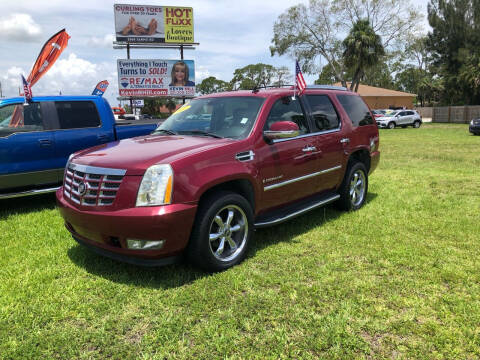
[305, 95, 340, 131]
[0, 103, 44, 136]
[264, 97, 308, 134]
[55, 101, 101, 129]
[406, 111, 414, 115]
[337, 95, 373, 127]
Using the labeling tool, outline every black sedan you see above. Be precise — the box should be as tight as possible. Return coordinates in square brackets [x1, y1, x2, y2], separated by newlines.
[470, 118, 480, 135]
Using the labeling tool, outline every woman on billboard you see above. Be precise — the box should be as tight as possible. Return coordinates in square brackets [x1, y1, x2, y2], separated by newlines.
[169, 61, 195, 86]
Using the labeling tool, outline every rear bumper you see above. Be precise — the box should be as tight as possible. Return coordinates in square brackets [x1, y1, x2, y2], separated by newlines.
[369, 151, 380, 175]
[56, 188, 197, 265]
[470, 125, 480, 134]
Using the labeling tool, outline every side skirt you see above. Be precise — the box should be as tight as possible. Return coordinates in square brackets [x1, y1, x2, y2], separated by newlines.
[0, 186, 60, 200]
[254, 192, 340, 228]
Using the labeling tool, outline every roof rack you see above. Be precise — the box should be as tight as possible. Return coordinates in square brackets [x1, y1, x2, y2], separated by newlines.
[249, 85, 295, 93]
[307, 85, 349, 91]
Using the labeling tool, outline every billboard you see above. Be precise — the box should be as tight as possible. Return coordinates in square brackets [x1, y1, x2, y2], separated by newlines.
[114, 4, 194, 43]
[117, 59, 195, 97]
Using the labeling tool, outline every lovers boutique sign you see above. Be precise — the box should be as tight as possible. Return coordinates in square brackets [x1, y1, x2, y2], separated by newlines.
[117, 59, 195, 97]
[114, 4, 194, 43]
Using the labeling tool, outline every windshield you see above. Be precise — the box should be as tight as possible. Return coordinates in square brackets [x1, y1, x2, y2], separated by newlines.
[154, 97, 265, 139]
[382, 111, 399, 117]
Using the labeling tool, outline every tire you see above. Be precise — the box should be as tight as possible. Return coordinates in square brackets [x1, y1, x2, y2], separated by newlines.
[187, 191, 253, 271]
[388, 122, 395, 129]
[337, 162, 368, 211]
[413, 121, 421, 128]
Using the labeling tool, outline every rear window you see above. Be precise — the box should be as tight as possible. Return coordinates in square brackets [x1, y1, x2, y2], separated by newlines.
[55, 101, 101, 129]
[336, 95, 373, 127]
[305, 95, 340, 131]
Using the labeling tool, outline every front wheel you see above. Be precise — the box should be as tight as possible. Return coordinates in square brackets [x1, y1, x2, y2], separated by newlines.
[388, 122, 396, 129]
[337, 162, 368, 211]
[187, 191, 253, 271]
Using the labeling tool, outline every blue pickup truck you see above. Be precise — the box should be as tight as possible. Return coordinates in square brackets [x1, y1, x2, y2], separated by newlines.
[0, 95, 159, 199]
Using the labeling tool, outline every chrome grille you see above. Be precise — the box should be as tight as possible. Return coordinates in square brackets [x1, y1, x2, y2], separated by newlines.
[63, 163, 126, 206]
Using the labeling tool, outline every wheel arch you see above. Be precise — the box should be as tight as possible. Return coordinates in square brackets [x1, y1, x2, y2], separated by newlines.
[347, 148, 371, 173]
[197, 178, 256, 213]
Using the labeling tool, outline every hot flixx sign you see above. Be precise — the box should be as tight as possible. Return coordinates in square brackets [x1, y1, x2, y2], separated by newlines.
[114, 4, 194, 43]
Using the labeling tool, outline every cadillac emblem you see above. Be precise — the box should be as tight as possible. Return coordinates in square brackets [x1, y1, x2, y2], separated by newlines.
[78, 182, 87, 196]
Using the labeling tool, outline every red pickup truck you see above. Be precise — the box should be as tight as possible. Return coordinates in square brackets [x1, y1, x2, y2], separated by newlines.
[57, 86, 380, 271]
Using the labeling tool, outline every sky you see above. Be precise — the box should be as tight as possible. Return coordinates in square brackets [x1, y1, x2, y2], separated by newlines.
[0, 0, 429, 107]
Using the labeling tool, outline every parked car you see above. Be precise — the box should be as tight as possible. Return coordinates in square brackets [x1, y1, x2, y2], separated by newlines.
[111, 106, 125, 120]
[371, 110, 384, 118]
[376, 109, 422, 129]
[57, 86, 380, 271]
[469, 118, 480, 135]
[0, 96, 159, 199]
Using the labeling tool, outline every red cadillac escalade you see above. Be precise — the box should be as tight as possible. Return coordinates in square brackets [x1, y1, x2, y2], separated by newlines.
[57, 86, 380, 271]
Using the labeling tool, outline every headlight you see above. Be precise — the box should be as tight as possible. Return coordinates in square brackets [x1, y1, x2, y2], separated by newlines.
[136, 164, 173, 207]
[471, 120, 475, 125]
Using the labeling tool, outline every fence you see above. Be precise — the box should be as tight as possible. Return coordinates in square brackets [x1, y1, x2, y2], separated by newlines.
[420, 106, 480, 123]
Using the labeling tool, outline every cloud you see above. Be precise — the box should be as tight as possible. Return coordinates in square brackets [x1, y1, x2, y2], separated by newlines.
[0, 14, 42, 42]
[1, 54, 119, 104]
[87, 34, 115, 48]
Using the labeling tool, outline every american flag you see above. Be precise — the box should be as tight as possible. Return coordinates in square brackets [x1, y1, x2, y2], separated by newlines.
[295, 60, 306, 96]
[21, 75, 32, 102]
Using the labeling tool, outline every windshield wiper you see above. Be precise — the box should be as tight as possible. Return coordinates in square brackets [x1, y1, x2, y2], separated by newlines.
[179, 130, 223, 138]
[153, 129, 178, 135]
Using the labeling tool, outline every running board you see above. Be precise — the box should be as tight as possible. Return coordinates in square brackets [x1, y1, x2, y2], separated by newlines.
[254, 193, 340, 228]
[0, 186, 60, 200]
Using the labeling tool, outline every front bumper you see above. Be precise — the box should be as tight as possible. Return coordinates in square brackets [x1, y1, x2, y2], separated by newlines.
[376, 122, 388, 128]
[56, 188, 197, 265]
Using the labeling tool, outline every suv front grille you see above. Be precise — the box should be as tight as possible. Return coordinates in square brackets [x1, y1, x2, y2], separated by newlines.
[63, 163, 127, 206]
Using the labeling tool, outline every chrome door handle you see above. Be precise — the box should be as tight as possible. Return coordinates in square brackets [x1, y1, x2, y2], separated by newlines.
[302, 146, 317, 152]
[340, 138, 350, 144]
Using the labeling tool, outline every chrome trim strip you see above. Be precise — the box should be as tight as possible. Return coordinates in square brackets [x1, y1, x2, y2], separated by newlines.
[69, 163, 126, 176]
[264, 165, 342, 191]
[272, 128, 341, 144]
[254, 194, 340, 228]
[0, 186, 60, 199]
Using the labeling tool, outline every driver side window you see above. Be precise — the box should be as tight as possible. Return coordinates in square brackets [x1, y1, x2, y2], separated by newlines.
[264, 97, 309, 135]
[0, 103, 44, 137]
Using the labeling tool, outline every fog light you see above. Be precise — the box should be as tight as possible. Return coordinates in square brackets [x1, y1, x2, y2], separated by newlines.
[126, 239, 165, 250]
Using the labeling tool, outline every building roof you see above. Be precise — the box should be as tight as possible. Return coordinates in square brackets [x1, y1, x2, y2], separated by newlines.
[333, 83, 416, 97]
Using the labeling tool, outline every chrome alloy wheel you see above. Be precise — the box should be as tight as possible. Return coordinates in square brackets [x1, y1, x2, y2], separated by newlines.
[208, 205, 248, 262]
[349, 170, 366, 207]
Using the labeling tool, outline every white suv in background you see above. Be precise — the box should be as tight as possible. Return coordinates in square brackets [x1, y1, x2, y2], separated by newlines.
[376, 110, 422, 129]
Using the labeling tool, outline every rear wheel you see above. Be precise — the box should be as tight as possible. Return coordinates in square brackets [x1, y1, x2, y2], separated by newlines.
[187, 191, 253, 271]
[337, 162, 368, 211]
[413, 121, 421, 128]
[388, 122, 395, 129]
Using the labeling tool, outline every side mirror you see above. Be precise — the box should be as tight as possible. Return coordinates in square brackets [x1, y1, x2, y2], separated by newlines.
[263, 121, 300, 141]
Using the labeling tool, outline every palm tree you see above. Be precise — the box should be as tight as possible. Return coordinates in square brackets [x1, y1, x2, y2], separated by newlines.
[342, 19, 385, 92]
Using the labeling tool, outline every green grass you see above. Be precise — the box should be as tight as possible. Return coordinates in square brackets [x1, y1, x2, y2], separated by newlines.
[1, 123, 479, 359]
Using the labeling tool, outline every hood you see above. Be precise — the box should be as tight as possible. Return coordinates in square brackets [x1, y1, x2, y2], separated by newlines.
[71, 134, 236, 175]
[376, 116, 394, 121]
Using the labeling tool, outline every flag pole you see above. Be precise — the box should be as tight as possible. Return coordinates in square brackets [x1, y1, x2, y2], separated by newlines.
[293, 60, 296, 100]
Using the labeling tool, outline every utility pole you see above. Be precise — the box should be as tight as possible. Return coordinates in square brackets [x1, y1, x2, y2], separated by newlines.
[0, 81, 3, 97]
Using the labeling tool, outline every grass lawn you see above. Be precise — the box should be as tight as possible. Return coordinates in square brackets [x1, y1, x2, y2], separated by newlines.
[1, 123, 479, 359]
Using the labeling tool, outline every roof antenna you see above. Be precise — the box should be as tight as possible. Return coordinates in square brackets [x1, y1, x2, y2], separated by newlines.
[252, 86, 259, 94]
